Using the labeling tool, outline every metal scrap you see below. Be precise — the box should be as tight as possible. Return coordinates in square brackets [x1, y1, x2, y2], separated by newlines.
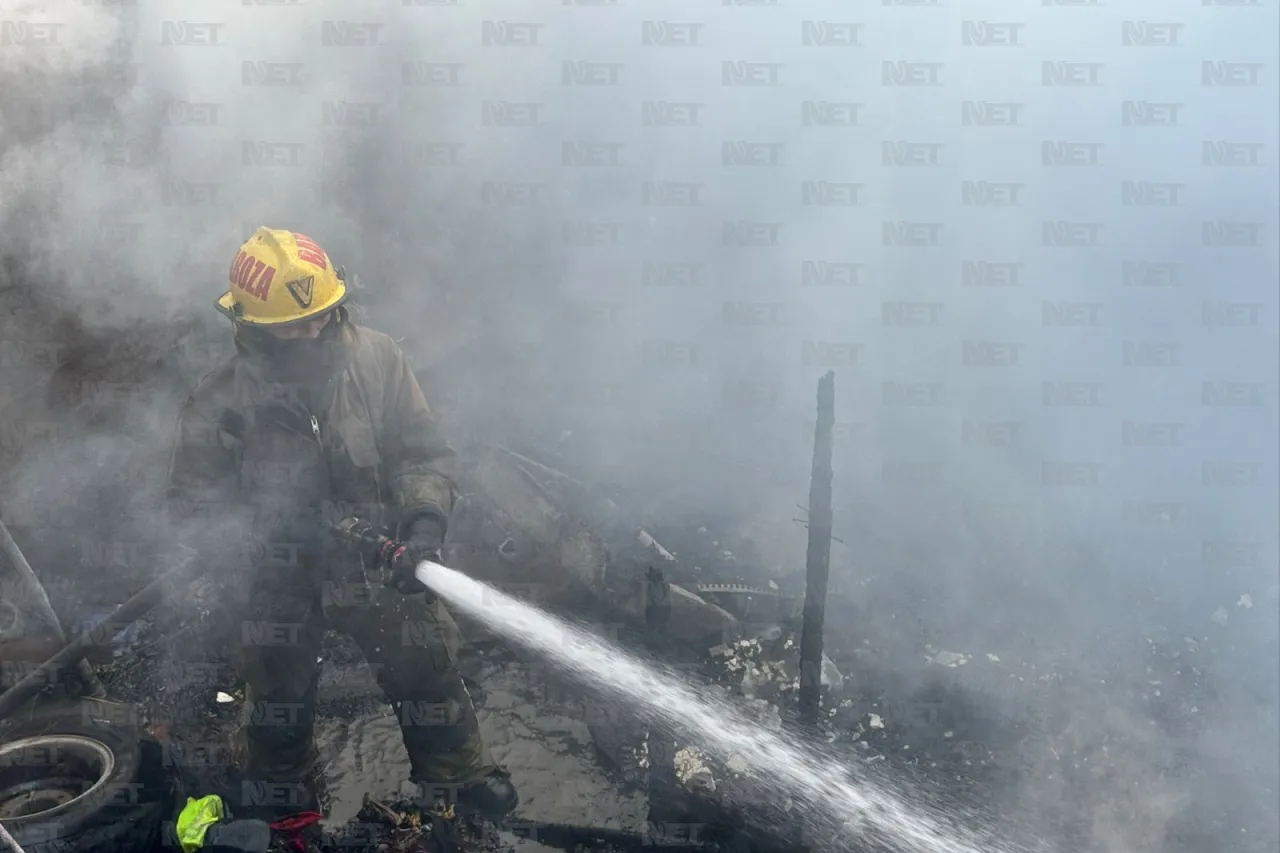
[340, 795, 468, 853]
[695, 582, 781, 597]
[638, 529, 676, 562]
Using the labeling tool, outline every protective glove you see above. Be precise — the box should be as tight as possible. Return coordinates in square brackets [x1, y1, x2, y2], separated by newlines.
[388, 514, 446, 596]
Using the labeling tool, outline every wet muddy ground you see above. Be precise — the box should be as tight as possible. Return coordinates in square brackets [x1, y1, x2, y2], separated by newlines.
[311, 638, 649, 844]
[71, 551, 1277, 853]
[90, 618, 651, 853]
[1, 370, 1274, 853]
[0, 479, 1271, 853]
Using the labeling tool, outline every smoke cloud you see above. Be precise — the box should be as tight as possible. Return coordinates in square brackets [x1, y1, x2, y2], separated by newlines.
[1, 2, 1276, 852]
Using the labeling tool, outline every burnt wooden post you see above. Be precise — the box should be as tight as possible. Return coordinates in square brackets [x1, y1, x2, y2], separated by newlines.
[0, 518, 105, 699]
[797, 371, 835, 728]
[642, 565, 683, 829]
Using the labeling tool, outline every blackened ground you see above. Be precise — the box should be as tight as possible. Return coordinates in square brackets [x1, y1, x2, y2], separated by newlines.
[6, 425, 1277, 853]
[77, 514, 1278, 853]
[2, 313, 1274, 853]
[94, 621, 648, 853]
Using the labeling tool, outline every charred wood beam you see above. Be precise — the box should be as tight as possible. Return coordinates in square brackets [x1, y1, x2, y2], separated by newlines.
[0, 518, 105, 699]
[797, 372, 835, 729]
[642, 565, 683, 827]
[0, 559, 191, 719]
[0, 520, 64, 640]
[506, 822, 718, 852]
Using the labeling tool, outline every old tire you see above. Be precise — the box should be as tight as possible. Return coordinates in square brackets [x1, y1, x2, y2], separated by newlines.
[0, 703, 164, 853]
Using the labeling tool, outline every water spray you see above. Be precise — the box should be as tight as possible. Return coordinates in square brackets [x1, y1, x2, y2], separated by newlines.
[415, 559, 1040, 853]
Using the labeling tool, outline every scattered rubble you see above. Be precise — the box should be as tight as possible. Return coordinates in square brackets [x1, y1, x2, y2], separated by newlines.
[3, 420, 1274, 853]
[928, 649, 971, 668]
[672, 747, 715, 793]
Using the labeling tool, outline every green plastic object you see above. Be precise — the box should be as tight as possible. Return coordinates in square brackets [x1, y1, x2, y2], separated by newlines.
[176, 794, 226, 852]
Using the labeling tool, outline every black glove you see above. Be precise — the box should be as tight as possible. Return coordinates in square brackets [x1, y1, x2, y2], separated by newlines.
[388, 515, 446, 596]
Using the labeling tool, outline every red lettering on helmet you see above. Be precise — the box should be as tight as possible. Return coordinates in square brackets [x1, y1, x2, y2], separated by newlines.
[245, 260, 265, 291]
[293, 233, 327, 269]
[253, 265, 275, 300]
[231, 251, 256, 286]
[232, 257, 250, 290]
[231, 254, 250, 290]
[231, 253, 273, 301]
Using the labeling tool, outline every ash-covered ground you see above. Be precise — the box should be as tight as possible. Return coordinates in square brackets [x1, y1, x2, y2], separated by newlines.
[46, 506, 1277, 853]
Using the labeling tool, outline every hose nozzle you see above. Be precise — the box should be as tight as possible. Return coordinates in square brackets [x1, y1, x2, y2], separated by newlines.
[330, 516, 419, 590]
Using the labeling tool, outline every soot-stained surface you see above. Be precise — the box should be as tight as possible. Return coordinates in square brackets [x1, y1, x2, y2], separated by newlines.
[91, 623, 651, 853]
[7, 476, 1272, 853]
[312, 636, 647, 835]
[80, 569, 1277, 853]
[1, 332, 1273, 853]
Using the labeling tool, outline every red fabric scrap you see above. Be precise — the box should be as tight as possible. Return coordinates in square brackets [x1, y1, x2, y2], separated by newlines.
[269, 811, 323, 853]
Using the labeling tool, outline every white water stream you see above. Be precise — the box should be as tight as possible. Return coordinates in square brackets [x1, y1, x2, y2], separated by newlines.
[418, 560, 1039, 853]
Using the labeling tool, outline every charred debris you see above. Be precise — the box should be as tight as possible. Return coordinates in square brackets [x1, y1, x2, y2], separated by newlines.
[160, 375, 848, 853]
[0, 370, 852, 853]
[0, 360, 1050, 852]
[6, 315, 1261, 853]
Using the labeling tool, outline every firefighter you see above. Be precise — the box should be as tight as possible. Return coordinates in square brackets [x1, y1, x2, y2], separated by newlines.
[165, 227, 518, 827]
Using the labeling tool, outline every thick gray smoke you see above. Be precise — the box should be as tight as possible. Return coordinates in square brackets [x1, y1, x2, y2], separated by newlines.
[1, 2, 1276, 852]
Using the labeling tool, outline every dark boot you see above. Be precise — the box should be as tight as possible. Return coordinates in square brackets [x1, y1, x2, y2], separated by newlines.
[398, 696, 518, 820]
[458, 767, 520, 820]
[413, 767, 519, 822]
[339, 585, 514, 818]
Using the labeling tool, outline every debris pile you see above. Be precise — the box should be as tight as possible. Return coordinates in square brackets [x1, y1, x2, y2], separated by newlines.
[2, 351, 1275, 853]
[319, 796, 469, 853]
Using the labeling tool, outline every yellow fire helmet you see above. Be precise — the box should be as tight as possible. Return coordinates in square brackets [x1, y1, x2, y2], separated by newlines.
[216, 227, 347, 325]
